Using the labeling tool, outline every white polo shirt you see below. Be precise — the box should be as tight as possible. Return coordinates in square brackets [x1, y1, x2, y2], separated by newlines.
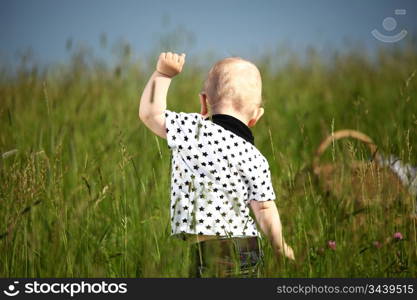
[165, 110, 276, 238]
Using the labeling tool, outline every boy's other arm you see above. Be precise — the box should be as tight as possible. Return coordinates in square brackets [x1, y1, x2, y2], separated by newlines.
[250, 200, 295, 260]
[138, 52, 186, 138]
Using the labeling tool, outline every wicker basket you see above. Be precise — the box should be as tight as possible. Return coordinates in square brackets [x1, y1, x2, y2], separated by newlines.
[312, 130, 408, 212]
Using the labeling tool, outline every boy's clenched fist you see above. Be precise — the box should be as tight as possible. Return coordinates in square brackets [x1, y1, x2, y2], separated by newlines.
[156, 52, 186, 77]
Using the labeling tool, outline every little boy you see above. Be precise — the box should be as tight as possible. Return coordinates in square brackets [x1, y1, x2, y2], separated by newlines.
[139, 52, 294, 277]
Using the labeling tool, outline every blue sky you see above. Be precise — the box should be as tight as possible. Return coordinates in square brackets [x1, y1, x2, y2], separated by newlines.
[1, 0, 416, 66]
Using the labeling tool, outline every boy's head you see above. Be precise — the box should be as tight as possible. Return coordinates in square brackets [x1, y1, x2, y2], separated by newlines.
[200, 57, 264, 127]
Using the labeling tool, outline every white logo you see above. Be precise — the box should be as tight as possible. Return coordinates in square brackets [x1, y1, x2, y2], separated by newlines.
[3, 281, 20, 297]
[372, 9, 407, 43]
[2, 280, 128, 297]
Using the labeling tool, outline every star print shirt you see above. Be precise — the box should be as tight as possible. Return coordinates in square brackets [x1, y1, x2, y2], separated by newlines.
[165, 110, 276, 238]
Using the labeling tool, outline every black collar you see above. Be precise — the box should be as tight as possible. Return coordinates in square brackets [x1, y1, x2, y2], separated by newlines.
[205, 114, 255, 145]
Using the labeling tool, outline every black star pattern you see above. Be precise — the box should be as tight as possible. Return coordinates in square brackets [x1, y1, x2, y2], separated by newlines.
[164, 110, 276, 238]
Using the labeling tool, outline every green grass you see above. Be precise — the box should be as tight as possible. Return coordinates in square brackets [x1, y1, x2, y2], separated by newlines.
[0, 43, 416, 277]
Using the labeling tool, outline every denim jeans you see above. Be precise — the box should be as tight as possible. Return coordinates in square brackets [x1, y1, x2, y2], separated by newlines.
[189, 237, 264, 278]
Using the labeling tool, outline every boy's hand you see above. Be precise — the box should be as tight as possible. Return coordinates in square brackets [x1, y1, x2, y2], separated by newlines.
[156, 52, 186, 78]
[277, 244, 295, 261]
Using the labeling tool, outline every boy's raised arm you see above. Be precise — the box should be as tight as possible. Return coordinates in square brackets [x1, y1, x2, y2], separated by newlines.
[250, 200, 295, 260]
[139, 52, 186, 138]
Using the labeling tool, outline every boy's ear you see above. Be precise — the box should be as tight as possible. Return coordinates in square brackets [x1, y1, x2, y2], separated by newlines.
[199, 93, 209, 118]
[248, 107, 264, 128]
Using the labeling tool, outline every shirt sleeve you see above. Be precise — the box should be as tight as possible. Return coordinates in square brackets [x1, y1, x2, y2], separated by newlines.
[247, 159, 276, 202]
[164, 110, 200, 149]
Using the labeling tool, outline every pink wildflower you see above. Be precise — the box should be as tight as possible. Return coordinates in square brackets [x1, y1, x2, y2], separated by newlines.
[327, 240, 336, 250]
[372, 241, 382, 249]
[393, 232, 403, 240]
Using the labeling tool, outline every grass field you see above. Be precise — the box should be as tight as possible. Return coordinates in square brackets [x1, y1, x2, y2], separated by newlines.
[1, 42, 417, 277]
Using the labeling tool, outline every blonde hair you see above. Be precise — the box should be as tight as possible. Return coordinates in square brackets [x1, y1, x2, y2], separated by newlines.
[203, 57, 262, 116]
